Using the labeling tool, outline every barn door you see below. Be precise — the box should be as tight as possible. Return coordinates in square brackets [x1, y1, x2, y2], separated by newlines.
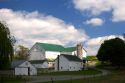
[28, 67, 30, 76]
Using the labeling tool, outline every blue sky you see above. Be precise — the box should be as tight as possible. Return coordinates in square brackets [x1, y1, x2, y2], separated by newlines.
[1, 0, 125, 37]
[0, 0, 125, 55]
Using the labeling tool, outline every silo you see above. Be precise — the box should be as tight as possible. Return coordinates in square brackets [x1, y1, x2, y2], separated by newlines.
[76, 43, 83, 60]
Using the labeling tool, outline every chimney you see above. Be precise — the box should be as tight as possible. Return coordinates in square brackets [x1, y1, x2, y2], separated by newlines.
[76, 43, 83, 60]
[57, 55, 59, 71]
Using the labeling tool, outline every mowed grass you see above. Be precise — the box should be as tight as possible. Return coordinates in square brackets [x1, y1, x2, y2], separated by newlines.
[0, 76, 30, 83]
[40, 69, 125, 83]
[0, 77, 22, 83]
[38, 68, 101, 76]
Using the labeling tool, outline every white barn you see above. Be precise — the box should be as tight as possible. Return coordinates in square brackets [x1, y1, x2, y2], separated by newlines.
[11, 60, 37, 75]
[55, 54, 83, 71]
[29, 42, 87, 60]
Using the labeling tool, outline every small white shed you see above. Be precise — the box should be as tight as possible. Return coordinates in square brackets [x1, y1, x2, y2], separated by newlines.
[11, 60, 37, 75]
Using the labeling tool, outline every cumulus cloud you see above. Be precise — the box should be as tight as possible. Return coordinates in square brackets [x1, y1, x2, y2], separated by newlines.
[84, 35, 124, 55]
[73, 0, 125, 22]
[0, 8, 88, 47]
[85, 18, 104, 26]
[1, 8, 124, 56]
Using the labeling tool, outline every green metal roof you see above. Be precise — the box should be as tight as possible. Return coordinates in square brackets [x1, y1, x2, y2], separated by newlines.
[36, 42, 76, 52]
[64, 47, 76, 52]
[36, 42, 64, 52]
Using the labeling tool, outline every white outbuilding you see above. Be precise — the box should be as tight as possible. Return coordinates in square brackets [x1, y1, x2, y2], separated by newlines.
[29, 60, 48, 69]
[55, 54, 83, 71]
[11, 60, 37, 75]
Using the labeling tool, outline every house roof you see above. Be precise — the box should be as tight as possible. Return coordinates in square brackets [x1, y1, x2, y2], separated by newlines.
[11, 60, 26, 68]
[61, 54, 82, 62]
[36, 42, 76, 52]
[29, 60, 47, 64]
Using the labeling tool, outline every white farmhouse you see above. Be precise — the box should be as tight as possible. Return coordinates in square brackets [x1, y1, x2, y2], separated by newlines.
[11, 60, 37, 75]
[55, 54, 83, 71]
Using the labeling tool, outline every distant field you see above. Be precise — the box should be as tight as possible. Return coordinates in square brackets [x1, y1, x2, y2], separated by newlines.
[40, 69, 125, 83]
[86, 56, 98, 61]
[38, 68, 101, 76]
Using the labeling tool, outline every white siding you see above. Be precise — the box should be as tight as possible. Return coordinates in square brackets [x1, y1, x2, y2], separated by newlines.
[60, 51, 76, 55]
[73, 51, 77, 55]
[29, 44, 45, 60]
[55, 59, 58, 71]
[32, 61, 48, 68]
[69, 61, 83, 71]
[55, 56, 83, 71]
[16, 61, 37, 75]
[82, 49, 87, 58]
[45, 51, 60, 59]
[59, 56, 69, 71]
[29, 51, 45, 60]
[55, 56, 69, 71]
[15, 67, 28, 75]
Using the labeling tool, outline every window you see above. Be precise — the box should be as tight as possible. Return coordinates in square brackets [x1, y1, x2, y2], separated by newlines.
[61, 67, 63, 69]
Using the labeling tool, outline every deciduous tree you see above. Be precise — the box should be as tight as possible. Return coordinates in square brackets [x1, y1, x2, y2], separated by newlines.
[0, 21, 15, 70]
[97, 38, 125, 67]
[15, 45, 29, 60]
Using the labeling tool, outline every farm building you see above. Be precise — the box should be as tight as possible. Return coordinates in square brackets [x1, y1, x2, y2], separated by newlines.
[28, 42, 87, 70]
[55, 54, 83, 71]
[29, 42, 87, 60]
[11, 60, 37, 75]
[48, 61, 55, 69]
[29, 60, 48, 69]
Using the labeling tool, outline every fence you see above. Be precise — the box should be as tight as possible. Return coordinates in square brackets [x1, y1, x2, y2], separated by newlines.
[0, 70, 26, 83]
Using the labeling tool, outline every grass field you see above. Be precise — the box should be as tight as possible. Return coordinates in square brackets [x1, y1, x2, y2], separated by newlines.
[40, 69, 125, 83]
[0, 76, 29, 83]
[38, 68, 101, 76]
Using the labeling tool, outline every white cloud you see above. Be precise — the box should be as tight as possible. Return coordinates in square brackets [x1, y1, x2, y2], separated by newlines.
[73, 0, 125, 22]
[84, 35, 124, 55]
[0, 8, 88, 47]
[1, 9, 124, 56]
[85, 18, 104, 26]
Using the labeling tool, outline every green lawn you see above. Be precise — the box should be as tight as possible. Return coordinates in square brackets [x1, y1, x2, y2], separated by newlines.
[38, 68, 101, 76]
[0, 76, 29, 83]
[86, 56, 98, 61]
[40, 69, 125, 83]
